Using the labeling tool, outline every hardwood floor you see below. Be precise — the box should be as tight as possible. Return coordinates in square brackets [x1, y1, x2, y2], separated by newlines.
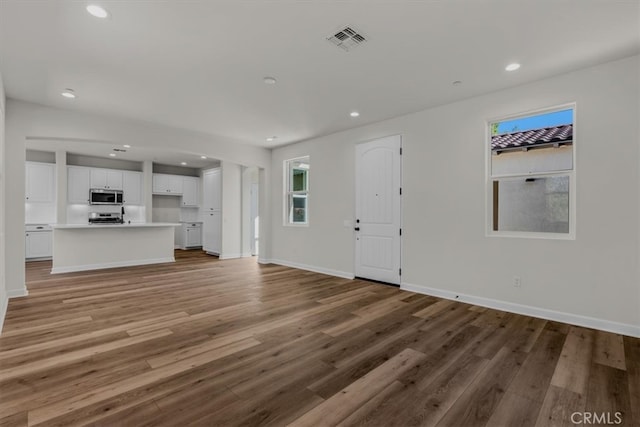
[1, 250, 637, 426]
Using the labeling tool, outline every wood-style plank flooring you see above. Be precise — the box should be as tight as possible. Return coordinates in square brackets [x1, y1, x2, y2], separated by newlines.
[1, 250, 638, 426]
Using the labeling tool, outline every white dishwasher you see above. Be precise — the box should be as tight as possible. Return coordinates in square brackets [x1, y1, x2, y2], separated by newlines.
[181, 222, 202, 249]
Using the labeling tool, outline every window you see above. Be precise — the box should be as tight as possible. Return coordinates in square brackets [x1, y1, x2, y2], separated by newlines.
[488, 105, 575, 238]
[285, 156, 309, 225]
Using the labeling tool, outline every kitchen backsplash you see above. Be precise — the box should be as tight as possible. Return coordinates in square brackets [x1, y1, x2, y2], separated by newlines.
[67, 204, 145, 224]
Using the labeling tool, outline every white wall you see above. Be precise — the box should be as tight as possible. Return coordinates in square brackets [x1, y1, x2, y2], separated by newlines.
[270, 55, 640, 335]
[221, 161, 242, 259]
[0, 73, 7, 331]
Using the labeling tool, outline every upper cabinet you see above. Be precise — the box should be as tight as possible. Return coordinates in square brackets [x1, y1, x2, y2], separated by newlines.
[122, 171, 143, 205]
[202, 168, 221, 211]
[90, 168, 123, 190]
[152, 173, 184, 195]
[68, 166, 142, 204]
[68, 166, 91, 204]
[182, 177, 199, 207]
[25, 162, 55, 203]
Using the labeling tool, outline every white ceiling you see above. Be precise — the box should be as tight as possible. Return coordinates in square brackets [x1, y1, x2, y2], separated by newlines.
[1, 0, 639, 151]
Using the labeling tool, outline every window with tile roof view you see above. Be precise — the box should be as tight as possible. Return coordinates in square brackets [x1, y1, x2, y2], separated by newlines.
[488, 106, 575, 237]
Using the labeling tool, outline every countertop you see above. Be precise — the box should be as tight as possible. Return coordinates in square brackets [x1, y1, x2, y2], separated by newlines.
[51, 223, 181, 229]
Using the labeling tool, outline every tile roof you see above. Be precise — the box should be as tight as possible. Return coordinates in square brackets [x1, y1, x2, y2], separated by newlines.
[491, 124, 573, 153]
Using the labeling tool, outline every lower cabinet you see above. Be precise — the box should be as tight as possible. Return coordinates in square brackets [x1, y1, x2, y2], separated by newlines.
[180, 222, 202, 249]
[203, 211, 221, 255]
[25, 226, 53, 259]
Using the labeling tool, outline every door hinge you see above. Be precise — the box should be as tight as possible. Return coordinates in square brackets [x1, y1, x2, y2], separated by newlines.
[399, 147, 403, 155]
[399, 268, 402, 276]
[399, 187, 402, 195]
[399, 228, 402, 236]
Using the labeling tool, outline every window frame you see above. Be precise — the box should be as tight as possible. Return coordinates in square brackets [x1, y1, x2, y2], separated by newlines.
[284, 156, 310, 227]
[485, 103, 577, 240]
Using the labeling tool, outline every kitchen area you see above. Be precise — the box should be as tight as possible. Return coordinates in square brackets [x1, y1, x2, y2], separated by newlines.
[23, 146, 257, 274]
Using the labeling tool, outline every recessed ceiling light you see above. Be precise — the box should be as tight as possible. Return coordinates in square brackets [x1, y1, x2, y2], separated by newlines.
[86, 4, 109, 18]
[109, 153, 116, 157]
[350, 111, 360, 117]
[181, 162, 187, 166]
[266, 136, 277, 142]
[123, 144, 131, 148]
[263, 77, 277, 85]
[505, 63, 521, 72]
[61, 89, 76, 99]
[200, 155, 207, 159]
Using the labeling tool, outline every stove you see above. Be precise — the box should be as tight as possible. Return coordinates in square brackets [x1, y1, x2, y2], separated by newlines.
[88, 212, 123, 224]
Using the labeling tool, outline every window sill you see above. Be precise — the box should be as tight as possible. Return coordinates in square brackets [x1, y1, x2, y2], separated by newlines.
[486, 230, 575, 241]
[284, 223, 309, 228]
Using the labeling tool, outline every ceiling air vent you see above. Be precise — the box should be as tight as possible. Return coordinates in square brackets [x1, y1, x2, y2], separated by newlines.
[327, 26, 367, 51]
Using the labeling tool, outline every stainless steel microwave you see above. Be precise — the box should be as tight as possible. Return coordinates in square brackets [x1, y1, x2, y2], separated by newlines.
[89, 188, 123, 205]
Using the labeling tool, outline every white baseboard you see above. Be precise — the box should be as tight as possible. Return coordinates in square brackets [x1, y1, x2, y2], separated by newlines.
[7, 288, 28, 298]
[219, 253, 243, 260]
[402, 282, 640, 338]
[266, 258, 355, 280]
[51, 257, 175, 274]
[0, 295, 7, 334]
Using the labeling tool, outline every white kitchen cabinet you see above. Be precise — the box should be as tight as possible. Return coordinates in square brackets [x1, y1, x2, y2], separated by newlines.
[122, 171, 143, 205]
[169, 175, 183, 194]
[202, 168, 221, 255]
[67, 166, 91, 204]
[181, 222, 202, 248]
[203, 211, 221, 254]
[181, 176, 199, 207]
[202, 168, 221, 211]
[25, 226, 53, 259]
[90, 168, 123, 190]
[152, 174, 184, 195]
[25, 162, 55, 203]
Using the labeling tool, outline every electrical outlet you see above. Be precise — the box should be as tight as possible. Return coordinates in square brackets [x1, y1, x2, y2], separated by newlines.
[513, 276, 522, 288]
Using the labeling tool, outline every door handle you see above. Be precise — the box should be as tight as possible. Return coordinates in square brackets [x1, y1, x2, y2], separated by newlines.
[354, 227, 360, 231]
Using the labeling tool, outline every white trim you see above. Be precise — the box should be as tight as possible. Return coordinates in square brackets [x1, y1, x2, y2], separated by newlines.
[486, 103, 577, 240]
[219, 253, 243, 260]
[51, 257, 175, 274]
[284, 155, 310, 226]
[7, 288, 28, 298]
[264, 258, 355, 280]
[401, 282, 640, 338]
[0, 295, 7, 334]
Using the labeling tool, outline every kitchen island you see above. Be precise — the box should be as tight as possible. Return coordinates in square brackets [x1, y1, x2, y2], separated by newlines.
[50, 223, 180, 274]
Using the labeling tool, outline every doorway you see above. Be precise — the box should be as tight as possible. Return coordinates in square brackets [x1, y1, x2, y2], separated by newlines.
[354, 135, 402, 285]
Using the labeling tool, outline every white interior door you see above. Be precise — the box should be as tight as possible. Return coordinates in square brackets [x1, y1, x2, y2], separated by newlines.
[355, 135, 402, 285]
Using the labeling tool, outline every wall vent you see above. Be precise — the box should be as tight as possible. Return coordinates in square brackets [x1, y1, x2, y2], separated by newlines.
[327, 26, 367, 51]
